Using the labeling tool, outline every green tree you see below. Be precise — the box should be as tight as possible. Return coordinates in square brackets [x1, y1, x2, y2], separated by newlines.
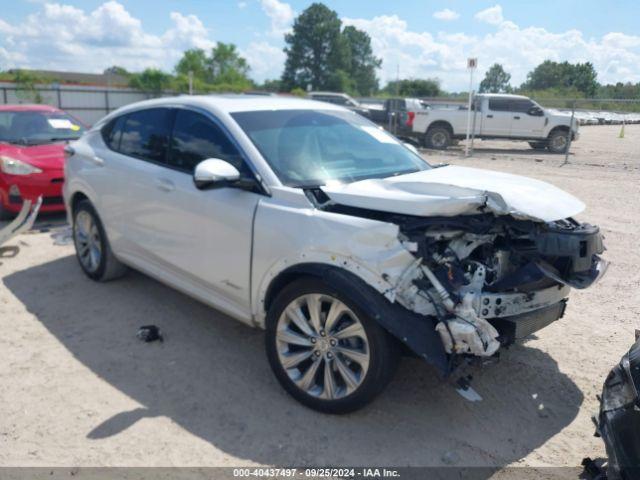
[479, 63, 511, 93]
[103, 66, 130, 77]
[281, 3, 345, 91]
[342, 25, 381, 95]
[128, 68, 173, 92]
[174, 48, 210, 82]
[522, 60, 598, 96]
[257, 78, 283, 92]
[14, 69, 44, 103]
[207, 42, 251, 85]
[383, 78, 441, 97]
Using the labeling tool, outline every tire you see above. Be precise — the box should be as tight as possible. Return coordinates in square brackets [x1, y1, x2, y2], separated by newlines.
[265, 277, 400, 414]
[425, 126, 451, 150]
[547, 130, 570, 154]
[72, 200, 127, 281]
[528, 141, 547, 150]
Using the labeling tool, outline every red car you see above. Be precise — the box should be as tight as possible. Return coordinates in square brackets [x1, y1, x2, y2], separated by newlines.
[0, 104, 85, 219]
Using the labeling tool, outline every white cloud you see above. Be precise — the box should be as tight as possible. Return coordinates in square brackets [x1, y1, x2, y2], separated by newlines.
[474, 5, 504, 26]
[2, 1, 640, 91]
[238, 1, 247, 9]
[241, 41, 285, 80]
[433, 9, 460, 21]
[0, 1, 216, 73]
[260, 0, 294, 37]
[342, 13, 640, 90]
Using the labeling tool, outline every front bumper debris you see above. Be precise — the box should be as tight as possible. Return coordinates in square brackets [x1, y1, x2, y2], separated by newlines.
[594, 336, 640, 479]
[0, 196, 42, 246]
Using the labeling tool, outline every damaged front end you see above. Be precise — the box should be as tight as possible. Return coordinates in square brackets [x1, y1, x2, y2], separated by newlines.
[393, 213, 608, 358]
[594, 337, 640, 479]
[312, 189, 607, 363]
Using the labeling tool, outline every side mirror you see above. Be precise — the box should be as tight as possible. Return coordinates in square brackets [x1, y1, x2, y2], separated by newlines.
[193, 159, 240, 190]
[528, 106, 544, 116]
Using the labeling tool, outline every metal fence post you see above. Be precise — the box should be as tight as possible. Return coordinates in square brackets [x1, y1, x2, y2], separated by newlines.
[104, 89, 110, 114]
[561, 100, 576, 166]
[56, 85, 62, 109]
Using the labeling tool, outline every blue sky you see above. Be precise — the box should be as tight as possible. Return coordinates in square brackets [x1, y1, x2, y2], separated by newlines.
[1, 0, 639, 91]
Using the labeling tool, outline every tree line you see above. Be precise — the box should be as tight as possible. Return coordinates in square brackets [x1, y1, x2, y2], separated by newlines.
[2, 1, 639, 107]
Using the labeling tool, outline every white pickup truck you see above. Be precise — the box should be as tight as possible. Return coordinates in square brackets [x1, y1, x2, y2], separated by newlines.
[412, 94, 579, 153]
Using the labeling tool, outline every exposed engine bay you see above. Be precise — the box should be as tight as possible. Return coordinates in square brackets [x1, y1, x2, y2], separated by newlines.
[393, 213, 607, 357]
[309, 187, 608, 360]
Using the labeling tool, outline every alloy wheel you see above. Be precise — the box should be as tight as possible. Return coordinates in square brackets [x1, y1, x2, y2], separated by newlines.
[74, 210, 102, 273]
[275, 294, 370, 400]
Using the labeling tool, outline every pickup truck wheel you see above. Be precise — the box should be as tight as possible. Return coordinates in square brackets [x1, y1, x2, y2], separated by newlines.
[265, 277, 400, 414]
[425, 127, 451, 150]
[547, 130, 570, 154]
[72, 200, 127, 281]
[528, 141, 547, 150]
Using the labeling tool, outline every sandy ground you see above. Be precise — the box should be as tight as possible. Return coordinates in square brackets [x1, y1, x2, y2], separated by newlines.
[0, 125, 638, 471]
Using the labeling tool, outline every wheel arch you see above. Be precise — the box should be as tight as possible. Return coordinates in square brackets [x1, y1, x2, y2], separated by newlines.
[262, 262, 449, 375]
[548, 125, 570, 138]
[426, 120, 454, 136]
[70, 191, 90, 214]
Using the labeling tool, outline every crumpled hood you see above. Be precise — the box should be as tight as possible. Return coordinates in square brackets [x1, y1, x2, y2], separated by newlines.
[321, 165, 585, 222]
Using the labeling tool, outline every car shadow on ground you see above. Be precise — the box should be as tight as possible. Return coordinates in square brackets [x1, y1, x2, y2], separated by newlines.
[4, 254, 584, 470]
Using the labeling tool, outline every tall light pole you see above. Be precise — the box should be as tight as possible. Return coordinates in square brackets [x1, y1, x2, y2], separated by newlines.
[464, 58, 477, 157]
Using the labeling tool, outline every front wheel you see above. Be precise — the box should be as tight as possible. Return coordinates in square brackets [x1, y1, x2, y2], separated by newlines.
[265, 277, 400, 414]
[547, 130, 570, 154]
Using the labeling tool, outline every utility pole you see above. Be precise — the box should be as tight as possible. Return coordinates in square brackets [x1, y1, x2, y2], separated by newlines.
[464, 58, 477, 158]
[188, 70, 194, 95]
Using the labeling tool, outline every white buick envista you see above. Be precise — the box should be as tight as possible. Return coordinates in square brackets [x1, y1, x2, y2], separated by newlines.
[64, 96, 607, 413]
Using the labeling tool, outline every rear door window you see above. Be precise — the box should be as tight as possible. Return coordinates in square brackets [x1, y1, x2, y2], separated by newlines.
[488, 98, 512, 112]
[168, 109, 248, 175]
[119, 108, 173, 163]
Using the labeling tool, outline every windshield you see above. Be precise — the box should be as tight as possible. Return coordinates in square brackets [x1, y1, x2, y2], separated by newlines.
[231, 109, 429, 187]
[0, 110, 85, 145]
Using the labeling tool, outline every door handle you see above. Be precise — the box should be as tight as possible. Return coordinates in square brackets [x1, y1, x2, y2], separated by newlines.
[154, 178, 175, 192]
[514, 116, 521, 120]
[90, 156, 104, 166]
[486, 114, 493, 118]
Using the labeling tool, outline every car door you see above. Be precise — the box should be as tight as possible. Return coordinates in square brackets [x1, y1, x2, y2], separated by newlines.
[121, 107, 260, 317]
[509, 99, 546, 137]
[482, 98, 513, 136]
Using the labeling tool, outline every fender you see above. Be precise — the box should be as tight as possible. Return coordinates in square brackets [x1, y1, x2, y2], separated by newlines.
[263, 263, 449, 375]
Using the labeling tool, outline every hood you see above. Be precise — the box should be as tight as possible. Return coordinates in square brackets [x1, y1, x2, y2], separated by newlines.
[0, 143, 65, 171]
[321, 165, 585, 222]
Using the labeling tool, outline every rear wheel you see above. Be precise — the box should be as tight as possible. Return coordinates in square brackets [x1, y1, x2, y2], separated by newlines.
[265, 277, 400, 414]
[425, 126, 451, 150]
[72, 200, 127, 281]
[547, 130, 570, 154]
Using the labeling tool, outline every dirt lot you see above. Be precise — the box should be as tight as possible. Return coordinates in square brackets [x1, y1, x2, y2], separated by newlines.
[1, 125, 638, 470]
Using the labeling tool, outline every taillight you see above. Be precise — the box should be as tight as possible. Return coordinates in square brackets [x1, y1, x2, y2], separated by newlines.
[406, 111, 415, 127]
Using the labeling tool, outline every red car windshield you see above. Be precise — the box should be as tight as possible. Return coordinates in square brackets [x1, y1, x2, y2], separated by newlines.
[0, 110, 85, 146]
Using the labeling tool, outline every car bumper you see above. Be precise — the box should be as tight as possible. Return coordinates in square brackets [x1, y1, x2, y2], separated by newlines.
[0, 169, 65, 213]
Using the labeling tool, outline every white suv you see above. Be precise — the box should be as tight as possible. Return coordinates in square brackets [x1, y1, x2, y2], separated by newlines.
[64, 96, 606, 413]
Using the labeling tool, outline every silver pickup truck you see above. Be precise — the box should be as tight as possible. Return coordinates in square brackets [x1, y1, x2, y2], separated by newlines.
[413, 94, 579, 153]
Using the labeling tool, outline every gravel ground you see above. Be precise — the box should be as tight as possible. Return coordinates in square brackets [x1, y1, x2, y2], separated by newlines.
[0, 124, 638, 472]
